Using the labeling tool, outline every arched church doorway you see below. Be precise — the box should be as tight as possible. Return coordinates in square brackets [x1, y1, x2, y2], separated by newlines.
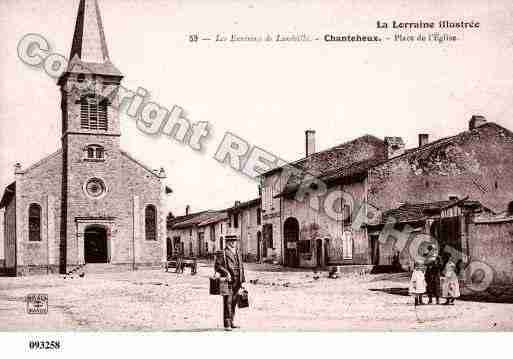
[167, 237, 173, 260]
[284, 217, 300, 267]
[84, 225, 109, 263]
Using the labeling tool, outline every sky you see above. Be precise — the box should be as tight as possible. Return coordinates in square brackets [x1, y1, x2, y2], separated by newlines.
[1, 0, 513, 217]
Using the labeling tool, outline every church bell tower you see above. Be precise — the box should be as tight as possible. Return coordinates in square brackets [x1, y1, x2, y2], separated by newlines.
[57, 0, 124, 272]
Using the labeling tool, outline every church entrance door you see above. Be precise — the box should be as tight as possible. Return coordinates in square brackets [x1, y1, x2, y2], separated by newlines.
[84, 225, 109, 263]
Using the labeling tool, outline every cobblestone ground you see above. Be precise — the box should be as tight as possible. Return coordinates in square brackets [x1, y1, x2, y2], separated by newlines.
[1, 262, 512, 331]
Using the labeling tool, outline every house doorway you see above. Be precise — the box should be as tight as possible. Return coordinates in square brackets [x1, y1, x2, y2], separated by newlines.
[256, 231, 262, 261]
[284, 217, 299, 267]
[166, 237, 173, 260]
[84, 225, 108, 263]
[324, 238, 330, 266]
[316, 238, 323, 267]
[370, 234, 380, 265]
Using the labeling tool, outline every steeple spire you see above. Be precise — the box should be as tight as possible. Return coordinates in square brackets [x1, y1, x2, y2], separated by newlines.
[66, 0, 122, 77]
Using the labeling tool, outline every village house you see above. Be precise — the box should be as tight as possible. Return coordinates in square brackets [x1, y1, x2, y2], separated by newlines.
[370, 197, 513, 285]
[0, 0, 170, 275]
[227, 198, 263, 262]
[259, 116, 513, 284]
[167, 199, 263, 262]
[167, 206, 230, 259]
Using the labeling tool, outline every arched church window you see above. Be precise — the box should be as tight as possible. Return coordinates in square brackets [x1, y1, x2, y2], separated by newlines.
[145, 205, 157, 241]
[80, 95, 108, 131]
[28, 203, 42, 241]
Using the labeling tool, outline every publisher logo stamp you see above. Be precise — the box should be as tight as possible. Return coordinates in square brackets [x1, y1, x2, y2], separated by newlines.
[26, 294, 48, 315]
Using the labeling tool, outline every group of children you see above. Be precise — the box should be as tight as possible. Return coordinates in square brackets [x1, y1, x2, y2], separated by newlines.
[409, 256, 461, 306]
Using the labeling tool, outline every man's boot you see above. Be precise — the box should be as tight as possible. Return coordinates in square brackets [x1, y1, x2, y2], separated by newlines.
[224, 320, 232, 331]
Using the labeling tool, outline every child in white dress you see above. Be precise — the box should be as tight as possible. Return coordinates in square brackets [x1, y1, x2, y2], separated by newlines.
[409, 262, 427, 306]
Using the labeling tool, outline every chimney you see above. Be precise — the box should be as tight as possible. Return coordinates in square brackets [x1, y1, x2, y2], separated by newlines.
[158, 167, 166, 178]
[305, 130, 316, 157]
[185, 205, 190, 216]
[418, 133, 429, 147]
[469, 115, 486, 130]
[384, 137, 405, 159]
[234, 200, 241, 207]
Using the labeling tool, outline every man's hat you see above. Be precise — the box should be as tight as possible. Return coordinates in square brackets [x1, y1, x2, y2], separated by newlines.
[225, 235, 238, 242]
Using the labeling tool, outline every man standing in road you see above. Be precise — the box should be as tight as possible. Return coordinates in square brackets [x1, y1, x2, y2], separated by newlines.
[214, 235, 245, 331]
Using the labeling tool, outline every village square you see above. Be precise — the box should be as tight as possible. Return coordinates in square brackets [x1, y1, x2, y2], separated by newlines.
[1, 0, 513, 332]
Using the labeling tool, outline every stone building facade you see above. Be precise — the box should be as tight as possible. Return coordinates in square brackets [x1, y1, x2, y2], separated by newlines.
[259, 116, 513, 272]
[0, 0, 168, 275]
[227, 199, 263, 262]
[260, 132, 386, 267]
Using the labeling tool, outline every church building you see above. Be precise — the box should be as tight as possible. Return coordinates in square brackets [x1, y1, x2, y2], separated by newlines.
[0, 0, 169, 275]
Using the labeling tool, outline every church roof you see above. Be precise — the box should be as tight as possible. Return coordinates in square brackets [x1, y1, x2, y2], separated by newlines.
[120, 150, 166, 179]
[0, 182, 15, 209]
[64, 0, 122, 77]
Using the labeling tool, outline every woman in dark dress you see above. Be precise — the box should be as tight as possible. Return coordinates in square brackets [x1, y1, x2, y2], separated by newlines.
[425, 256, 442, 304]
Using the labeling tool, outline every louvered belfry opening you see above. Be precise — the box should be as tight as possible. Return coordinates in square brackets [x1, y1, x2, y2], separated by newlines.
[80, 95, 108, 131]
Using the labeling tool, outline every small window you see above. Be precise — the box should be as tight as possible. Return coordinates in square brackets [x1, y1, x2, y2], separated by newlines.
[145, 205, 157, 241]
[257, 208, 261, 225]
[28, 203, 42, 241]
[343, 204, 351, 225]
[495, 181, 499, 190]
[233, 213, 239, 228]
[84, 145, 105, 160]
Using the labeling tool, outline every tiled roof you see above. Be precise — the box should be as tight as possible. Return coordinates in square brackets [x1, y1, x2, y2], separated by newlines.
[262, 134, 385, 177]
[229, 198, 261, 212]
[276, 122, 513, 198]
[321, 157, 386, 183]
[377, 122, 513, 166]
[382, 199, 462, 223]
[198, 211, 228, 227]
[167, 211, 208, 228]
[171, 211, 221, 229]
[276, 157, 385, 198]
[0, 182, 15, 209]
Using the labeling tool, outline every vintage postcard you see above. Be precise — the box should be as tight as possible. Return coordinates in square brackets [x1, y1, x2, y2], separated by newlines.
[1, 0, 513, 354]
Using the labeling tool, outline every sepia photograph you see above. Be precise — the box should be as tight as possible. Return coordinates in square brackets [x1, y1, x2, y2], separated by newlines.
[1, 0, 513, 355]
